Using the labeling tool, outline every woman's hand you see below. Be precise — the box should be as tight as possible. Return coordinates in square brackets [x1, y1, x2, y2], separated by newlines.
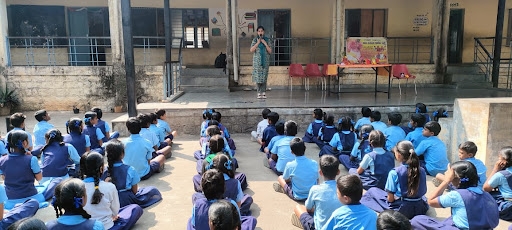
[260, 38, 268, 46]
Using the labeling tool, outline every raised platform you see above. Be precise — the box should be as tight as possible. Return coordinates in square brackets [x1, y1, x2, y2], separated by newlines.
[112, 87, 512, 136]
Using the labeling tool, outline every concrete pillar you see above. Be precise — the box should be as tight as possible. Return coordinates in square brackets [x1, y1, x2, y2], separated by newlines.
[432, 0, 449, 83]
[0, 0, 9, 67]
[331, 0, 345, 63]
[226, 0, 233, 77]
[108, 0, 124, 64]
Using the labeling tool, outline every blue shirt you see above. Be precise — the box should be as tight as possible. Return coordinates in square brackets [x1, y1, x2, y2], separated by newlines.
[33, 121, 54, 146]
[318, 125, 335, 141]
[224, 173, 244, 202]
[371, 121, 388, 132]
[122, 134, 154, 178]
[157, 119, 172, 134]
[270, 136, 296, 172]
[191, 198, 240, 227]
[113, 162, 141, 192]
[266, 135, 285, 154]
[415, 136, 449, 175]
[359, 148, 386, 174]
[140, 128, 159, 148]
[200, 120, 209, 137]
[282, 156, 319, 200]
[350, 141, 372, 160]
[306, 120, 323, 135]
[5, 128, 33, 148]
[488, 167, 512, 198]
[305, 180, 343, 229]
[354, 117, 371, 131]
[149, 124, 166, 143]
[321, 204, 377, 230]
[0, 153, 40, 174]
[0, 184, 7, 203]
[384, 126, 406, 151]
[49, 215, 104, 230]
[464, 157, 487, 189]
[438, 187, 482, 229]
[40, 143, 81, 165]
[384, 164, 427, 198]
[201, 136, 233, 157]
[405, 127, 427, 148]
[0, 140, 8, 155]
[329, 131, 357, 151]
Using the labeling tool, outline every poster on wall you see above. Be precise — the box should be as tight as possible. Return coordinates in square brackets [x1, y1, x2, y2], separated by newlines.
[345, 37, 388, 64]
[209, 9, 258, 38]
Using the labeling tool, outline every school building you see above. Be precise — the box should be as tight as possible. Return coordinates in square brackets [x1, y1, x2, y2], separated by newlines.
[0, 0, 510, 111]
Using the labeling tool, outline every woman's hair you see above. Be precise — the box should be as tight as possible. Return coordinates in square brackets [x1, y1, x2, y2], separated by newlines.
[256, 26, 265, 31]
[206, 125, 221, 137]
[155, 109, 166, 118]
[369, 130, 385, 148]
[338, 117, 353, 131]
[6, 130, 28, 153]
[415, 103, 427, 113]
[211, 154, 235, 178]
[324, 114, 335, 126]
[212, 112, 222, 123]
[358, 124, 374, 150]
[451, 160, 479, 189]
[377, 210, 411, 230]
[66, 117, 83, 134]
[84, 112, 97, 126]
[80, 151, 104, 204]
[313, 109, 323, 120]
[209, 135, 225, 153]
[105, 140, 125, 187]
[202, 109, 215, 120]
[41, 129, 65, 153]
[394, 141, 420, 197]
[208, 200, 241, 230]
[7, 217, 47, 230]
[499, 146, 512, 168]
[52, 178, 91, 219]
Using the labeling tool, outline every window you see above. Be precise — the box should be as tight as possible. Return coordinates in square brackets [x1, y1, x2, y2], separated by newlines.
[345, 9, 387, 37]
[182, 9, 209, 48]
[7, 5, 67, 45]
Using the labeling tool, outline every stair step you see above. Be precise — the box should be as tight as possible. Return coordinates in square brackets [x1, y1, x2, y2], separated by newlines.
[182, 68, 226, 76]
[180, 76, 229, 86]
[448, 74, 486, 83]
[447, 65, 483, 74]
[456, 81, 493, 89]
[181, 85, 229, 92]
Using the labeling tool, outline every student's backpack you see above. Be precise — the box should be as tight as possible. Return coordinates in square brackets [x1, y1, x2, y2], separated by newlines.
[214, 52, 227, 72]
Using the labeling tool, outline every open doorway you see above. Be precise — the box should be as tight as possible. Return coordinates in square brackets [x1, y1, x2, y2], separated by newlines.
[448, 9, 465, 64]
[257, 9, 291, 66]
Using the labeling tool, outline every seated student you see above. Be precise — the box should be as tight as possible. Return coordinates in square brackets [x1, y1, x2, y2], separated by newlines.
[354, 107, 372, 134]
[265, 120, 298, 175]
[32, 110, 54, 156]
[103, 140, 162, 208]
[274, 138, 318, 201]
[404, 114, 427, 148]
[208, 200, 242, 230]
[264, 121, 285, 159]
[370, 111, 387, 133]
[432, 108, 449, 122]
[291, 155, 342, 230]
[339, 124, 374, 170]
[315, 114, 337, 149]
[195, 124, 233, 161]
[260, 112, 279, 153]
[9, 217, 47, 230]
[402, 103, 430, 135]
[200, 108, 216, 140]
[318, 117, 356, 158]
[483, 146, 512, 221]
[377, 210, 411, 230]
[4, 113, 33, 155]
[138, 113, 172, 159]
[212, 112, 236, 151]
[46, 179, 103, 230]
[361, 141, 428, 219]
[349, 130, 395, 190]
[187, 169, 257, 230]
[434, 141, 486, 189]
[123, 117, 166, 180]
[0, 131, 48, 210]
[251, 108, 270, 144]
[411, 161, 499, 230]
[303, 109, 324, 143]
[383, 113, 406, 151]
[63, 118, 90, 157]
[149, 113, 171, 148]
[321, 175, 377, 230]
[82, 112, 105, 155]
[0, 183, 39, 230]
[155, 109, 177, 142]
[91, 107, 119, 142]
[415, 121, 449, 176]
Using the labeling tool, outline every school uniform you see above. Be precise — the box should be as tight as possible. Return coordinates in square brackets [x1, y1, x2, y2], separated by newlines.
[194, 136, 234, 161]
[282, 156, 319, 201]
[63, 132, 91, 157]
[269, 136, 296, 175]
[0, 141, 7, 156]
[123, 134, 160, 180]
[95, 119, 119, 142]
[0, 184, 39, 230]
[303, 120, 323, 143]
[251, 119, 269, 140]
[415, 136, 449, 176]
[383, 125, 406, 151]
[82, 125, 105, 155]
[339, 140, 372, 170]
[32, 120, 54, 154]
[371, 121, 388, 132]
[260, 124, 277, 152]
[40, 142, 80, 200]
[4, 128, 34, 155]
[83, 177, 143, 230]
[199, 120, 210, 138]
[319, 131, 357, 158]
[410, 187, 499, 229]
[46, 214, 104, 230]
[139, 128, 159, 149]
[405, 127, 427, 148]
[187, 197, 257, 230]
[349, 148, 395, 190]
[149, 124, 168, 149]
[218, 123, 236, 150]
[157, 118, 174, 140]
[103, 162, 162, 208]
[265, 135, 285, 159]
[487, 167, 512, 220]
[465, 157, 487, 189]
[321, 204, 377, 230]
[316, 126, 337, 149]
[354, 117, 371, 132]
[361, 164, 428, 219]
[300, 180, 343, 230]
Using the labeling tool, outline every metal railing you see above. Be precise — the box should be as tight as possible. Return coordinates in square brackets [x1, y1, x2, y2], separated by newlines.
[163, 37, 184, 98]
[387, 37, 433, 64]
[474, 37, 512, 89]
[133, 36, 185, 66]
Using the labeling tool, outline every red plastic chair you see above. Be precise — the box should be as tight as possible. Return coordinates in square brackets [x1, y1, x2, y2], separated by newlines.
[305, 64, 325, 90]
[289, 64, 306, 91]
[392, 64, 417, 95]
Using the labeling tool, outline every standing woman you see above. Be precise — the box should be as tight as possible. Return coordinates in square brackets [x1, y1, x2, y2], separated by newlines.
[250, 26, 272, 99]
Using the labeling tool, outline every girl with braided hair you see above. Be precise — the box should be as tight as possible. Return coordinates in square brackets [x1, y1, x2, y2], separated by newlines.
[81, 152, 143, 229]
[64, 118, 91, 157]
[102, 140, 162, 208]
[46, 178, 103, 229]
[82, 112, 105, 155]
[208, 200, 242, 230]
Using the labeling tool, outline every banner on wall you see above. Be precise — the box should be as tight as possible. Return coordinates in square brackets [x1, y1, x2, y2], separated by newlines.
[345, 37, 388, 64]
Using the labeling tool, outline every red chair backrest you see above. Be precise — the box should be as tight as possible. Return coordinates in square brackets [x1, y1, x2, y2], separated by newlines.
[289, 64, 306, 77]
[305, 64, 322, 77]
[392, 64, 410, 78]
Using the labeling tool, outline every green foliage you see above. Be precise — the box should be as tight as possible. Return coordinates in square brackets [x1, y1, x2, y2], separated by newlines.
[0, 86, 19, 108]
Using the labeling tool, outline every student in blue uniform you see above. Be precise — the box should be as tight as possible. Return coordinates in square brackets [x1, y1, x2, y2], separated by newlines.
[5, 113, 33, 155]
[0, 183, 39, 230]
[9, 217, 47, 230]
[32, 110, 54, 156]
[318, 117, 356, 158]
[376, 210, 411, 230]
[411, 161, 499, 229]
[82, 112, 104, 155]
[195, 124, 233, 161]
[91, 107, 119, 142]
[303, 109, 324, 143]
[212, 112, 236, 151]
[155, 109, 177, 142]
[46, 178, 104, 230]
[138, 113, 172, 159]
[263, 121, 285, 159]
[208, 200, 242, 230]
[402, 103, 430, 135]
[316, 114, 337, 149]
[361, 141, 428, 219]
[266, 120, 298, 175]
[0, 131, 47, 210]
[349, 130, 394, 190]
[40, 129, 80, 200]
[383, 113, 406, 151]
[149, 113, 171, 148]
[370, 111, 387, 132]
[415, 121, 449, 176]
[354, 107, 372, 133]
[260, 112, 279, 153]
[404, 113, 427, 148]
[63, 118, 91, 178]
[484, 146, 512, 221]
[103, 140, 162, 208]
[199, 108, 215, 140]
[339, 124, 374, 170]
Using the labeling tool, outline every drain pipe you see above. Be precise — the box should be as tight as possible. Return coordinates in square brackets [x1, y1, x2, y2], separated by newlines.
[231, 0, 239, 82]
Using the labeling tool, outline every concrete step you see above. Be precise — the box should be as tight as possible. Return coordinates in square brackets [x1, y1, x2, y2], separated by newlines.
[182, 68, 226, 76]
[448, 73, 487, 83]
[447, 65, 483, 74]
[455, 81, 493, 89]
[180, 85, 230, 93]
[180, 76, 229, 86]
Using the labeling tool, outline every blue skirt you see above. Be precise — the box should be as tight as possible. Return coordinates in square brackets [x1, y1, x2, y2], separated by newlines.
[1, 198, 39, 230]
[118, 186, 162, 208]
[348, 168, 380, 191]
[110, 204, 143, 230]
[410, 215, 458, 230]
[361, 187, 428, 219]
[339, 155, 360, 170]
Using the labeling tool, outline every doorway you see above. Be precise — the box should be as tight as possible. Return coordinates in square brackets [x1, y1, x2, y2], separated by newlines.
[448, 9, 464, 64]
[257, 9, 291, 66]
